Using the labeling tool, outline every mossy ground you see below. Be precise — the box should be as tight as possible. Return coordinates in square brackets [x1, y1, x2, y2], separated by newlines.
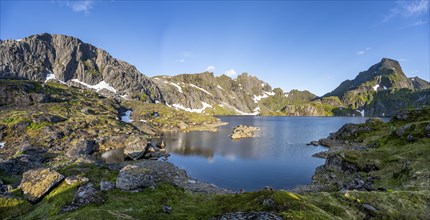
[1, 80, 429, 219]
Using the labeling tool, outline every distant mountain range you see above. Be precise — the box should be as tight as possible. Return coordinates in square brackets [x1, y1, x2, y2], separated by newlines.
[1, 33, 429, 116]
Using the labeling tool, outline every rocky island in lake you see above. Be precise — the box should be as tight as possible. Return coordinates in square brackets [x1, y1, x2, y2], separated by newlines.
[229, 125, 260, 139]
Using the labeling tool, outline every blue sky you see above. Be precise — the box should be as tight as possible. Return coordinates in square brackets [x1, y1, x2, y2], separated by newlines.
[1, 0, 429, 96]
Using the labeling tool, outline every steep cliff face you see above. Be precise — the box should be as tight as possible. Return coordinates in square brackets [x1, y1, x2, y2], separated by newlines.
[410, 77, 430, 90]
[0, 33, 164, 102]
[363, 88, 430, 117]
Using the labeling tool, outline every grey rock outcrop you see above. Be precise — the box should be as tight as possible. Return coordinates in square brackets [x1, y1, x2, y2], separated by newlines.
[152, 72, 276, 114]
[115, 164, 155, 191]
[61, 183, 103, 212]
[100, 181, 115, 191]
[0, 33, 164, 102]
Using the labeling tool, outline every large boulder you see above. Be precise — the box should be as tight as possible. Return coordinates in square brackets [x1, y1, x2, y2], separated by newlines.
[229, 125, 259, 139]
[66, 140, 96, 157]
[115, 165, 155, 191]
[20, 168, 64, 202]
[124, 141, 147, 160]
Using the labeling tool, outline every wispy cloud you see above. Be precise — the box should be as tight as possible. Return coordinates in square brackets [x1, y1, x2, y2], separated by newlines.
[384, 0, 429, 22]
[68, 1, 94, 14]
[53, 1, 95, 15]
[224, 68, 237, 76]
[410, 19, 427, 26]
[206, 65, 216, 72]
[356, 47, 371, 55]
[176, 59, 185, 63]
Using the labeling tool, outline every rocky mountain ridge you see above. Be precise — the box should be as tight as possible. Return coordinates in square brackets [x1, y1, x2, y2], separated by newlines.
[323, 58, 429, 109]
[1, 33, 429, 117]
[0, 33, 164, 102]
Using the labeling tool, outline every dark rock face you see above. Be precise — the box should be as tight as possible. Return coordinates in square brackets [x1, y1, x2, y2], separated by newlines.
[364, 88, 430, 117]
[19, 168, 64, 203]
[410, 76, 430, 90]
[0, 154, 42, 175]
[0, 33, 164, 102]
[0, 81, 51, 106]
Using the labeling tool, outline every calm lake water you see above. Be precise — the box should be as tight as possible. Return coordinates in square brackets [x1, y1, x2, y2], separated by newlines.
[163, 116, 374, 191]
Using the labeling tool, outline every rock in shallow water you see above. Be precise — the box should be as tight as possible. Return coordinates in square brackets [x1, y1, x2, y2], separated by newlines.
[20, 168, 64, 203]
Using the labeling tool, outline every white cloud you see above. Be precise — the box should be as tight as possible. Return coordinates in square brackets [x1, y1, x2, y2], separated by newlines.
[224, 68, 237, 76]
[176, 59, 185, 63]
[384, 0, 429, 22]
[54, 1, 94, 15]
[356, 47, 371, 55]
[206, 65, 216, 72]
[402, 0, 429, 16]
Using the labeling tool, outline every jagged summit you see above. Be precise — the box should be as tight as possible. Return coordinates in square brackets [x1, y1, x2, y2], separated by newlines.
[0, 33, 164, 102]
[322, 58, 424, 109]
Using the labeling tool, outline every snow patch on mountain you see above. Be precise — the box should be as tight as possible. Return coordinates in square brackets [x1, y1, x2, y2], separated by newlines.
[169, 82, 183, 93]
[172, 102, 212, 113]
[71, 79, 117, 93]
[373, 84, 380, 91]
[189, 84, 213, 96]
[45, 73, 66, 84]
[253, 93, 269, 103]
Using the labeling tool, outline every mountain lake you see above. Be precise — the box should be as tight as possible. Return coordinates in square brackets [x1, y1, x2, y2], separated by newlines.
[163, 116, 388, 191]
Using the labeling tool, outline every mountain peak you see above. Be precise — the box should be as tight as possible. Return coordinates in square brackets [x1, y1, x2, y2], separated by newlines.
[323, 57, 415, 108]
[379, 58, 401, 70]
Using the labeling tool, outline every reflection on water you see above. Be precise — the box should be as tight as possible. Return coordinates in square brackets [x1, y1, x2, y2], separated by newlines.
[164, 116, 379, 191]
